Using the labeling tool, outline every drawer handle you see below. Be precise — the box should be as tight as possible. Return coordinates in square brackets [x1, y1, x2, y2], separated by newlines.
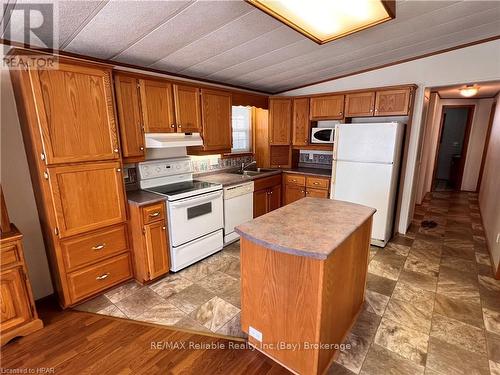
[92, 243, 106, 251]
[96, 272, 110, 281]
[313, 182, 320, 185]
[149, 212, 160, 218]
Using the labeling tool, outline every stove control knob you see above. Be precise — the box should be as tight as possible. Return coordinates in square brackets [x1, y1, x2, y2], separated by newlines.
[155, 167, 161, 173]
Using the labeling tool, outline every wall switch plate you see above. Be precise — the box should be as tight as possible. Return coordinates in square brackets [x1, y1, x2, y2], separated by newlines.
[249, 326, 262, 342]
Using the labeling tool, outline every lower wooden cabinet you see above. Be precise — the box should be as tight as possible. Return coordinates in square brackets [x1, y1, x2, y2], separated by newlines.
[0, 225, 43, 346]
[283, 173, 330, 206]
[284, 184, 305, 205]
[253, 175, 282, 218]
[129, 201, 170, 283]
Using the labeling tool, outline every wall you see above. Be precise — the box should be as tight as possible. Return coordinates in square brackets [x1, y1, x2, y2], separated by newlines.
[281, 39, 500, 233]
[479, 96, 500, 275]
[1, 60, 53, 299]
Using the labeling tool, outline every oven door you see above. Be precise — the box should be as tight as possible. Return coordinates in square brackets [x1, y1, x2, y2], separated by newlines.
[311, 128, 334, 143]
[167, 190, 223, 247]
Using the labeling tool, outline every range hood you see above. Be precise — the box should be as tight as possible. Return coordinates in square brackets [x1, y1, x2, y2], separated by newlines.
[145, 133, 203, 148]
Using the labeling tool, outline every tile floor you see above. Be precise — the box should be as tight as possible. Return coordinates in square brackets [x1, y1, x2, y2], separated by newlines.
[75, 191, 500, 375]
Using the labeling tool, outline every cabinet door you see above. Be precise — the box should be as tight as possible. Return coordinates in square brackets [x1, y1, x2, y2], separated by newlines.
[200, 89, 232, 151]
[174, 84, 202, 133]
[284, 185, 305, 205]
[306, 188, 329, 198]
[345, 92, 375, 117]
[144, 220, 170, 279]
[114, 74, 145, 159]
[375, 89, 410, 116]
[269, 98, 292, 145]
[139, 79, 176, 133]
[29, 62, 119, 164]
[48, 161, 127, 238]
[0, 268, 31, 332]
[292, 98, 310, 146]
[310, 95, 344, 120]
[253, 189, 268, 218]
[268, 184, 282, 212]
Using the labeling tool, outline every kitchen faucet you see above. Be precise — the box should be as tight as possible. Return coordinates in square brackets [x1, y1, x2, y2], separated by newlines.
[240, 160, 257, 172]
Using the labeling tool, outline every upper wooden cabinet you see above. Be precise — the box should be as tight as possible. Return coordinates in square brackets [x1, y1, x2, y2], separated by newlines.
[375, 89, 411, 116]
[114, 74, 145, 160]
[269, 98, 292, 145]
[139, 78, 176, 133]
[292, 98, 310, 146]
[48, 161, 127, 238]
[199, 89, 232, 151]
[310, 95, 344, 120]
[173, 84, 202, 133]
[28, 62, 119, 164]
[345, 92, 376, 117]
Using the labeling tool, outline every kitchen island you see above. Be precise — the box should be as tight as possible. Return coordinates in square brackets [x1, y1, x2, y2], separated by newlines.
[235, 198, 375, 375]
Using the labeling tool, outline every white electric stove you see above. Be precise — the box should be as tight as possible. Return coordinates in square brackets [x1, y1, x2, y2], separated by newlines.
[138, 157, 223, 272]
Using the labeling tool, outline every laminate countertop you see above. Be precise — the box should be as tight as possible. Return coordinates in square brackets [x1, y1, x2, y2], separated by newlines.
[195, 169, 281, 187]
[282, 167, 332, 177]
[235, 197, 376, 259]
[127, 190, 166, 206]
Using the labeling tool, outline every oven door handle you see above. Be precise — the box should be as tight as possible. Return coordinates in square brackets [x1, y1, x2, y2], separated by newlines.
[169, 191, 222, 209]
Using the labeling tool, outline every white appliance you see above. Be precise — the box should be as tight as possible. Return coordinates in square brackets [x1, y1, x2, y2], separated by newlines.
[331, 122, 404, 247]
[223, 181, 254, 245]
[145, 133, 203, 148]
[311, 127, 335, 143]
[138, 157, 223, 271]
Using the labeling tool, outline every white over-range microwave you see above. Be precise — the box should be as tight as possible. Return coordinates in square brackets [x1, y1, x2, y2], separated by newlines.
[311, 127, 335, 143]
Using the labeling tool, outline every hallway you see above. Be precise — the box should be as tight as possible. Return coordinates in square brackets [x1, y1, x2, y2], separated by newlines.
[333, 191, 500, 374]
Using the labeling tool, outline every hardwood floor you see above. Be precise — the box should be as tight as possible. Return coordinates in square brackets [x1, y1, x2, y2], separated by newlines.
[1, 297, 290, 374]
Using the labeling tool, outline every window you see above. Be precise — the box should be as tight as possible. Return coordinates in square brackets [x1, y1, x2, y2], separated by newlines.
[232, 106, 252, 153]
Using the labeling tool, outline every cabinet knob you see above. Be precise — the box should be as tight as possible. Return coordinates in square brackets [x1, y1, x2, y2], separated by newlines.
[375, 108, 378, 112]
[140, 146, 144, 151]
[96, 272, 110, 281]
[313, 182, 319, 185]
[170, 124, 175, 128]
[114, 148, 119, 153]
[116, 168, 122, 172]
[339, 112, 343, 115]
[162, 226, 166, 230]
[178, 124, 182, 128]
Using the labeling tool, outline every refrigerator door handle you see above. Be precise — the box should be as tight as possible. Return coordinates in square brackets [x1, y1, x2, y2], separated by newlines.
[334, 159, 394, 165]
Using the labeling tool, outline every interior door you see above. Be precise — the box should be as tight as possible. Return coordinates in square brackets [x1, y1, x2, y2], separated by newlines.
[114, 74, 145, 159]
[200, 89, 232, 151]
[144, 220, 169, 279]
[174, 84, 202, 133]
[0, 267, 31, 332]
[140, 79, 176, 133]
[48, 161, 127, 238]
[29, 62, 119, 164]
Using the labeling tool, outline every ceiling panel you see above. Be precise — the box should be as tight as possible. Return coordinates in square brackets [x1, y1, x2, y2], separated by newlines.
[65, 1, 192, 59]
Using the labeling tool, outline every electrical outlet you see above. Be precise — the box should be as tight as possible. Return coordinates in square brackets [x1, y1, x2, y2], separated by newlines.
[309, 153, 314, 160]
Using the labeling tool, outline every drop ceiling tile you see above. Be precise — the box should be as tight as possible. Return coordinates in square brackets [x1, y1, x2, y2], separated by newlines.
[151, 10, 282, 73]
[65, 0, 192, 60]
[113, 0, 252, 67]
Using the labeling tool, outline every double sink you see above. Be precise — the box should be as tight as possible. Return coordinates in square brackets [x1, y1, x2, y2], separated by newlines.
[230, 168, 279, 177]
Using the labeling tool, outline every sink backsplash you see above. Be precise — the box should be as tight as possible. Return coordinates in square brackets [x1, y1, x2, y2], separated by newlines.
[191, 154, 254, 174]
[298, 150, 333, 169]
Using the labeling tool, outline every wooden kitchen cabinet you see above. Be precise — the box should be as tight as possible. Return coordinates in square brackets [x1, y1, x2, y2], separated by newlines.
[310, 95, 344, 120]
[173, 84, 202, 133]
[253, 175, 282, 218]
[28, 61, 120, 164]
[284, 184, 306, 205]
[48, 161, 127, 238]
[139, 78, 176, 133]
[375, 89, 411, 116]
[114, 73, 145, 161]
[199, 88, 232, 152]
[345, 91, 376, 117]
[292, 98, 310, 146]
[283, 173, 330, 206]
[129, 202, 170, 283]
[269, 98, 292, 145]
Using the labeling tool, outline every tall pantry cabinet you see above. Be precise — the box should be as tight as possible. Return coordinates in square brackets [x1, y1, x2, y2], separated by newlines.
[10, 53, 132, 308]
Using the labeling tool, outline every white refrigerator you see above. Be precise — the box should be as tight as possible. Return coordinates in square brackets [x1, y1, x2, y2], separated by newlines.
[331, 122, 404, 247]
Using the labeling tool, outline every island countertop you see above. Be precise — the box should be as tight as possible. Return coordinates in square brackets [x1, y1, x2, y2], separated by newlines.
[235, 197, 376, 259]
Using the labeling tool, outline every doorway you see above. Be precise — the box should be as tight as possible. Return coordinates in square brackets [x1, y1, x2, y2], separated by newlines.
[432, 105, 474, 191]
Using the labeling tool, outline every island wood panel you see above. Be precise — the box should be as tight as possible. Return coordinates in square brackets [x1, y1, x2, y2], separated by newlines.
[345, 91, 375, 117]
[375, 89, 411, 116]
[240, 237, 323, 375]
[310, 95, 344, 120]
[317, 218, 372, 373]
[199, 89, 232, 151]
[269, 98, 292, 145]
[139, 78, 176, 133]
[28, 62, 119, 164]
[48, 161, 127, 238]
[292, 98, 310, 146]
[114, 74, 145, 160]
[173, 84, 202, 133]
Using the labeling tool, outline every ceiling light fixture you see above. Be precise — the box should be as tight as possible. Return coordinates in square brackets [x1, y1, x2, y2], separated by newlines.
[246, 0, 395, 45]
[459, 85, 480, 97]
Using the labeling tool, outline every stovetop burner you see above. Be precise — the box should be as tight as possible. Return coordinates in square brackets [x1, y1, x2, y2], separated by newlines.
[145, 180, 220, 197]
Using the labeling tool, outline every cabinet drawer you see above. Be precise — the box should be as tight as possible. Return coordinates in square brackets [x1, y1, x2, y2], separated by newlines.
[306, 188, 329, 199]
[284, 174, 306, 187]
[254, 174, 282, 191]
[61, 224, 129, 272]
[142, 203, 165, 224]
[0, 243, 20, 267]
[67, 253, 132, 303]
[306, 176, 330, 190]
